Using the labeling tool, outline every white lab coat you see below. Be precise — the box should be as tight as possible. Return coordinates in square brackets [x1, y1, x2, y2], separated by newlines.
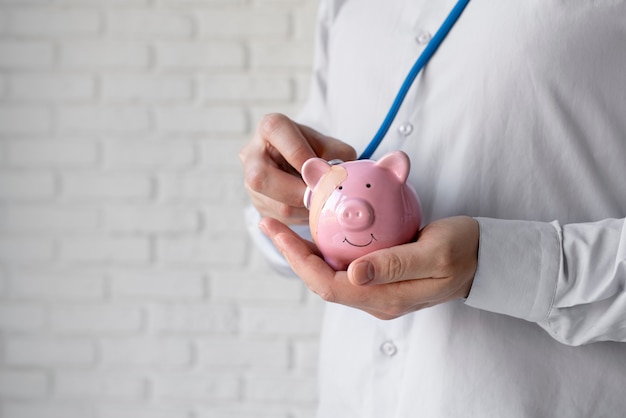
[251, 0, 626, 416]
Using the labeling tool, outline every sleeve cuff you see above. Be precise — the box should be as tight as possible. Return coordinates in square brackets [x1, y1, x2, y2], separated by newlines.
[464, 217, 561, 322]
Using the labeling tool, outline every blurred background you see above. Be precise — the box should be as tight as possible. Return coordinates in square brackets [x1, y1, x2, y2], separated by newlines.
[0, 0, 323, 417]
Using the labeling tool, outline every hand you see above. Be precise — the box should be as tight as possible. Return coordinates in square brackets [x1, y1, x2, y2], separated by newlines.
[239, 113, 356, 225]
[259, 216, 479, 320]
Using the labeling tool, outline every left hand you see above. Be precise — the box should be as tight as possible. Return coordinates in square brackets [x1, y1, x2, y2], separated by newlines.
[259, 216, 479, 320]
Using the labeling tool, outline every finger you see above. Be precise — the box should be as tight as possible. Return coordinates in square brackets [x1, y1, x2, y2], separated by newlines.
[259, 218, 418, 311]
[246, 185, 309, 224]
[259, 217, 342, 299]
[243, 156, 308, 209]
[347, 242, 438, 286]
[261, 218, 448, 317]
[257, 114, 318, 174]
[298, 124, 357, 163]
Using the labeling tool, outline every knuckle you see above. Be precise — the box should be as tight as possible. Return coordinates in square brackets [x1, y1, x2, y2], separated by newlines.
[315, 285, 336, 303]
[433, 246, 455, 275]
[382, 301, 406, 320]
[338, 143, 357, 161]
[276, 202, 295, 219]
[244, 165, 268, 193]
[258, 113, 288, 137]
[238, 143, 250, 164]
[383, 252, 406, 280]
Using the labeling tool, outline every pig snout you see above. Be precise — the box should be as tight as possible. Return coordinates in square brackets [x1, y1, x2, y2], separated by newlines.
[337, 198, 374, 231]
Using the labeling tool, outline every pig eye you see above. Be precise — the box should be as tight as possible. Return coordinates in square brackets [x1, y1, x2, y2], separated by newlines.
[366, 183, 371, 188]
[337, 185, 343, 190]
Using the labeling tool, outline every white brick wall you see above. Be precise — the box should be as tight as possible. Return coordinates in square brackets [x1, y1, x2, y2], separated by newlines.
[0, 0, 321, 417]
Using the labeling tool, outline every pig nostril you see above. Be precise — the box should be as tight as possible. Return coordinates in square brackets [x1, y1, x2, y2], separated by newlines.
[337, 199, 374, 230]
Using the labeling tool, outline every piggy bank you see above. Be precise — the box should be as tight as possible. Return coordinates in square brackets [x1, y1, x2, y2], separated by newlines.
[302, 150, 422, 271]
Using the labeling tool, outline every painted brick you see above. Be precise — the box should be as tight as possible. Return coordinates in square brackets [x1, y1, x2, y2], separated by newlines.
[101, 75, 192, 102]
[61, 172, 152, 199]
[292, 2, 319, 41]
[0, 171, 55, 199]
[9, 75, 96, 101]
[198, 10, 289, 38]
[156, 170, 247, 204]
[100, 338, 191, 367]
[161, 0, 245, 5]
[105, 141, 195, 167]
[153, 373, 239, 401]
[0, 370, 48, 398]
[0, 404, 92, 418]
[53, 372, 145, 399]
[155, 41, 245, 70]
[0, 205, 99, 232]
[202, 138, 246, 167]
[0, 268, 6, 296]
[59, 41, 150, 70]
[245, 372, 317, 403]
[5, 337, 95, 366]
[0, 0, 324, 414]
[0, 11, 5, 37]
[241, 306, 323, 337]
[294, 73, 313, 102]
[0, 106, 52, 134]
[196, 338, 289, 369]
[250, 41, 314, 69]
[293, 339, 319, 371]
[156, 235, 248, 266]
[203, 203, 249, 235]
[104, 205, 198, 233]
[7, 9, 101, 36]
[0, 73, 6, 98]
[59, 236, 150, 263]
[50, 305, 143, 333]
[194, 405, 290, 418]
[60, 0, 149, 4]
[96, 405, 189, 418]
[0, 40, 54, 69]
[154, 106, 246, 134]
[0, 304, 46, 331]
[8, 268, 106, 301]
[110, 269, 205, 300]
[107, 10, 192, 39]
[149, 304, 238, 333]
[0, 237, 54, 263]
[57, 106, 150, 132]
[210, 270, 302, 303]
[7, 141, 98, 166]
[203, 74, 292, 102]
[249, 104, 303, 129]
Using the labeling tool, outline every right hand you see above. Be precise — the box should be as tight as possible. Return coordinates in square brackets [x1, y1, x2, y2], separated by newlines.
[239, 113, 356, 225]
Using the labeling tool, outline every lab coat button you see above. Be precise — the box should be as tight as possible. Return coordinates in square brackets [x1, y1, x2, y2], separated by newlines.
[380, 341, 397, 357]
[398, 122, 413, 136]
[415, 30, 432, 45]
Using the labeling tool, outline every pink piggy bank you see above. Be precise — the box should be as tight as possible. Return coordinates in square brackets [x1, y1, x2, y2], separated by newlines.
[302, 150, 422, 271]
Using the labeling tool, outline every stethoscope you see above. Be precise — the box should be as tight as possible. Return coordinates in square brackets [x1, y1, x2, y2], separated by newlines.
[303, 0, 471, 212]
[358, 0, 471, 160]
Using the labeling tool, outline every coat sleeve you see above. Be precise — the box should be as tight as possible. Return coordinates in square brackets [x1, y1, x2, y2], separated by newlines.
[466, 217, 626, 346]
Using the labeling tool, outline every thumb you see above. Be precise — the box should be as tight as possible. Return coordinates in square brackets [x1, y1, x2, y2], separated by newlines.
[347, 243, 434, 286]
[347, 259, 377, 285]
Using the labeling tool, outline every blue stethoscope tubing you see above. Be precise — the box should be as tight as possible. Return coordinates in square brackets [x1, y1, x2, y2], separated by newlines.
[358, 0, 472, 160]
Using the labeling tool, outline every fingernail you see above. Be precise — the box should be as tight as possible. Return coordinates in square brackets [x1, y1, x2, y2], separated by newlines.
[354, 261, 375, 285]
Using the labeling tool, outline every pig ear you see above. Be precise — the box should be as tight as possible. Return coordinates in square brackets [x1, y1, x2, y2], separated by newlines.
[302, 157, 332, 188]
[375, 151, 411, 182]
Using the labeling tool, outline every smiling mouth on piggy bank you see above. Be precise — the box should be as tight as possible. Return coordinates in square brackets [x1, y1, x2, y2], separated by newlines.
[343, 233, 377, 248]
